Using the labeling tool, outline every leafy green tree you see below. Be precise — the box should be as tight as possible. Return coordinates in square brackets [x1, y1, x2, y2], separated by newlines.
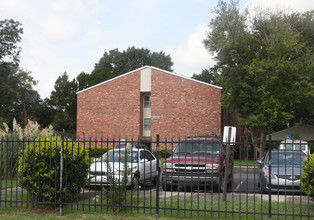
[76, 71, 90, 90]
[0, 63, 41, 126]
[245, 17, 313, 131]
[48, 72, 77, 133]
[192, 68, 220, 85]
[35, 98, 54, 128]
[0, 19, 23, 64]
[203, 1, 314, 141]
[0, 19, 54, 129]
[89, 46, 173, 86]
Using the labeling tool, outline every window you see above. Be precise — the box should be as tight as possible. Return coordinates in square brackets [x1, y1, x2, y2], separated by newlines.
[144, 118, 151, 131]
[144, 95, 151, 108]
[140, 150, 155, 161]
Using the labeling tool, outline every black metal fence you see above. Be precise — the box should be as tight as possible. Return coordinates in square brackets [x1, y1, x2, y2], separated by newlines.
[0, 135, 313, 219]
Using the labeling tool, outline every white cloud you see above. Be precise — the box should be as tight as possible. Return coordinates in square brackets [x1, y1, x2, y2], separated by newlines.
[131, 0, 162, 13]
[39, 17, 77, 43]
[86, 25, 113, 44]
[172, 24, 215, 77]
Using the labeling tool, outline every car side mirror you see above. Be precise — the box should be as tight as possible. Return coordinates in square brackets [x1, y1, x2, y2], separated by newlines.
[165, 149, 173, 158]
[256, 160, 262, 165]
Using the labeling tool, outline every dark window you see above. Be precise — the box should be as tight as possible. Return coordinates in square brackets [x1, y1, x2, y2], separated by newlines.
[144, 95, 151, 108]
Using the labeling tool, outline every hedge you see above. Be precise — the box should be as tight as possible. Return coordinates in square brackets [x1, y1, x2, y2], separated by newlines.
[18, 137, 90, 203]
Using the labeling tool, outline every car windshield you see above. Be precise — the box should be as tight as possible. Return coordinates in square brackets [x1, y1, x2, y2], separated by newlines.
[174, 141, 222, 155]
[270, 151, 305, 166]
[101, 150, 138, 163]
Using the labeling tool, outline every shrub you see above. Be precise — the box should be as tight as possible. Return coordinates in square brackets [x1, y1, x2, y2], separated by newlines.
[18, 137, 89, 203]
[102, 162, 129, 213]
[153, 148, 166, 158]
[0, 119, 54, 178]
[301, 154, 314, 201]
[101, 149, 132, 213]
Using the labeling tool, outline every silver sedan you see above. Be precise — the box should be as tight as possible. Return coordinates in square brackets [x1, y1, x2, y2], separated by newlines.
[257, 150, 306, 193]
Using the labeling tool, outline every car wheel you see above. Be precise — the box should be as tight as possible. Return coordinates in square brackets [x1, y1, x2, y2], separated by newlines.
[152, 175, 159, 186]
[131, 173, 140, 190]
[162, 183, 177, 191]
[152, 168, 160, 186]
[215, 183, 223, 193]
[215, 175, 224, 193]
[259, 181, 267, 194]
[227, 172, 233, 192]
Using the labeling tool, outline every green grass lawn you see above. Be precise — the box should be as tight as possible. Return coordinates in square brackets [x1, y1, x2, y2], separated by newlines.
[233, 159, 256, 167]
[0, 191, 312, 220]
[1, 179, 18, 190]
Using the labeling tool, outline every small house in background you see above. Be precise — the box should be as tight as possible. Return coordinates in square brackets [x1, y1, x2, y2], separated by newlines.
[76, 66, 222, 146]
[266, 124, 314, 141]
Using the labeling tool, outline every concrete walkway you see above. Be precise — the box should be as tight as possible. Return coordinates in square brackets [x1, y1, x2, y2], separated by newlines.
[2, 187, 313, 205]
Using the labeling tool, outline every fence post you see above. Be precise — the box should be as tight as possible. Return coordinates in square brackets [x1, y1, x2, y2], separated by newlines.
[156, 134, 160, 219]
[60, 135, 64, 217]
[268, 135, 272, 220]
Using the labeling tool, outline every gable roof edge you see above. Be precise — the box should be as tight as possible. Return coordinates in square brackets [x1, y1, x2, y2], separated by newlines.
[76, 66, 148, 95]
[76, 65, 222, 95]
[150, 66, 222, 90]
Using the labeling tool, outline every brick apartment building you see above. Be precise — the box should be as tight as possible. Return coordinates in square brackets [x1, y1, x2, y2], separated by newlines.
[76, 66, 222, 142]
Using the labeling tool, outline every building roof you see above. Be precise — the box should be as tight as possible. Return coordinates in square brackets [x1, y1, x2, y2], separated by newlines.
[266, 124, 314, 141]
[76, 66, 222, 95]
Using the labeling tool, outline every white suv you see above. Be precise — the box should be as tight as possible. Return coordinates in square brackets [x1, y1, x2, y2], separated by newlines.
[89, 147, 160, 188]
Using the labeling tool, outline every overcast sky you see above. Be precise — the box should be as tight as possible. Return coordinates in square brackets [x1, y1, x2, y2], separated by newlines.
[0, 0, 312, 99]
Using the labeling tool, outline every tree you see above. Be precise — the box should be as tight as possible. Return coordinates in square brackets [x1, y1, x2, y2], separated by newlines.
[0, 19, 23, 64]
[203, 1, 314, 140]
[0, 19, 54, 129]
[192, 68, 220, 85]
[0, 63, 42, 126]
[48, 72, 77, 133]
[89, 46, 173, 86]
[76, 71, 90, 91]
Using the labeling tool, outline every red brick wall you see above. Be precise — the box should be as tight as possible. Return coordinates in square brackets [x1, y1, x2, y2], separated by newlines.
[150, 69, 221, 139]
[77, 67, 221, 140]
[77, 70, 141, 139]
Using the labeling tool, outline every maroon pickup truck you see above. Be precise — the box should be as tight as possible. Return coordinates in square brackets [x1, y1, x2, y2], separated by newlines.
[162, 137, 234, 192]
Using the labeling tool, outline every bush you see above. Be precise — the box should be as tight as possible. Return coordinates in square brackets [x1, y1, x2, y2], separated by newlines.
[153, 148, 166, 158]
[18, 137, 89, 203]
[102, 149, 131, 213]
[89, 146, 112, 158]
[301, 154, 314, 201]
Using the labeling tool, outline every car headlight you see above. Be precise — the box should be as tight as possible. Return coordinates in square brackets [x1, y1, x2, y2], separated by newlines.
[206, 163, 219, 169]
[263, 169, 276, 179]
[205, 163, 220, 173]
[163, 163, 175, 172]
